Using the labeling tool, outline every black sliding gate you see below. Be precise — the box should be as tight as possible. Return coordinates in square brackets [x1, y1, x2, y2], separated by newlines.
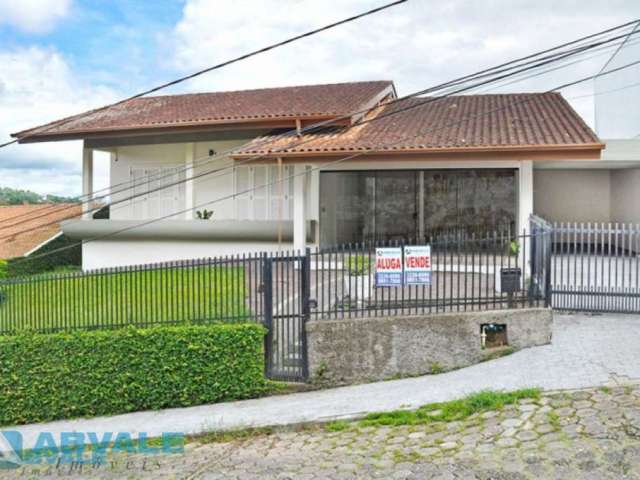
[533, 217, 640, 313]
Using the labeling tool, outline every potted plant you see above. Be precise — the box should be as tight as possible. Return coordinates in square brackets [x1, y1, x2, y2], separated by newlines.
[344, 255, 372, 302]
[196, 209, 214, 220]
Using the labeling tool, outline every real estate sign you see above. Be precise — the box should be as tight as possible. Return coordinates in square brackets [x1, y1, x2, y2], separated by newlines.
[403, 245, 432, 285]
[375, 247, 403, 286]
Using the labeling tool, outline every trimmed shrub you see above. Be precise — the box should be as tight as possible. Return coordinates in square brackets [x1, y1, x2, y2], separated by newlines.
[0, 323, 267, 426]
[6, 234, 81, 278]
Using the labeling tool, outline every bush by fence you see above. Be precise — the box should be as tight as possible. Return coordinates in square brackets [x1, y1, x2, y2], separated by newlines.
[0, 323, 267, 426]
[4, 234, 81, 278]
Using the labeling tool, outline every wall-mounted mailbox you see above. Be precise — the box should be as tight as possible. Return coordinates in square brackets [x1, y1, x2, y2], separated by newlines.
[500, 268, 521, 294]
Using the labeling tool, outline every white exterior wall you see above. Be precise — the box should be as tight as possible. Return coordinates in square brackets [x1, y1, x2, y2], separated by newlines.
[82, 154, 540, 269]
[533, 169, 612, 223]
[82, 240, 321, 270]
[611, 168, 640, 224]
[110, 143, 188, 219]
[108, 141, 319, 222]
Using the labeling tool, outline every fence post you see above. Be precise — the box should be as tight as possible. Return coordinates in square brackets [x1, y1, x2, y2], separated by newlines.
[300, 248, 311, 380]
[262, 253, 274, 378]
[544, 229, 553, 308]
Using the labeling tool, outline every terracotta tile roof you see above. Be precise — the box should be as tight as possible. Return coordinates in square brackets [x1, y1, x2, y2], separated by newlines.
[235, 92, 603, 155]
[0, 204, 81, 259]
[13, 81, 394, 140]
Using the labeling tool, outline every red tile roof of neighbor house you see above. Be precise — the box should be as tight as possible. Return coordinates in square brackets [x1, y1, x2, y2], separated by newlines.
[0, 204, 81, 259]
[12, 81, 395, 141]
[235, 92, 603, 156]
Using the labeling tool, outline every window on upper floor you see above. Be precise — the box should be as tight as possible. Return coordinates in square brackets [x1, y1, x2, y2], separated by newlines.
[234, 165, 293, 221]
[129, 165, 185, 220]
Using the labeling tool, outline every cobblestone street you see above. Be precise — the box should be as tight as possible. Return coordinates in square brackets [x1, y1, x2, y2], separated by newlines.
[7, 383, 640, 479]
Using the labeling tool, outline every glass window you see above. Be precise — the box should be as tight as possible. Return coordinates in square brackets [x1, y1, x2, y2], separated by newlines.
[319, 169, 516, 246]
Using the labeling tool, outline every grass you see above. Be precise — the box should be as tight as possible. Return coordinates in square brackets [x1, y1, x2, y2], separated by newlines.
[0, 265, 249, 332]
[350, 388, 540, 428]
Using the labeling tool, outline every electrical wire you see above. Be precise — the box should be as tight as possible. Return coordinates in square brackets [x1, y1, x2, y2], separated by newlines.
[13, 56, 640, 266]
[3, 25, 638, 233]
[0, 0, 408, 149]
[2, 16, 638, 228]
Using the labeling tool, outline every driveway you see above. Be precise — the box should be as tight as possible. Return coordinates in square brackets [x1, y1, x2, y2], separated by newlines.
[6, 312, 640, 456]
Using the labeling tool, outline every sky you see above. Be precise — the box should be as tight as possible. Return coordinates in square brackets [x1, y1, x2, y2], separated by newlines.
[0, 0, 639, 196]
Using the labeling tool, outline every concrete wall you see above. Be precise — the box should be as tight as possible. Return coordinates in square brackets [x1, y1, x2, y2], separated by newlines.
[307, 308, 552, 386]
[533, 170, 611, 223]
[611, 168, 640, 224]
[82, 239, 305, 270]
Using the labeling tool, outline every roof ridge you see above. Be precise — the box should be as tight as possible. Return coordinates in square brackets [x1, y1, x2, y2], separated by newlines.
[136, 80, 394, 100]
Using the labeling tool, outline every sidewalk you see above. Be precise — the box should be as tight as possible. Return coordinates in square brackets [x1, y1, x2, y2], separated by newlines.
[7, 312, 640, 452]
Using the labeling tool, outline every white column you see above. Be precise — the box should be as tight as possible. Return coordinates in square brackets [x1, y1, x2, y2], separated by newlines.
[518, 160, 534, 234]
[518, 160, 534, 277]
[82, 146, 94, 219]
[184, 143, 195, 219]
[293, 164, 308, 253]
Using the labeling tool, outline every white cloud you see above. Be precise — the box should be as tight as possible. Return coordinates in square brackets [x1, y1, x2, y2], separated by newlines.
[0, 46, 116, 196]
[168, 0, 640, 130]
[0, 0, 72, 34]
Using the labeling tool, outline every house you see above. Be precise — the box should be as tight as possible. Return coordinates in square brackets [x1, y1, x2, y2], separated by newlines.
[12, 81, 606, 270]
[0, 203, 82, 260]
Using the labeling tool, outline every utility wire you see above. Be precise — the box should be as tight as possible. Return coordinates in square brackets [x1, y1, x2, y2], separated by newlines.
[1, 30, 635, 239]
[597, 20, 640, 76]
[2, 16, 638, 228]
[13, 56, 640, 266]
[3, 25, 637, 233]
[567, 79, 640, 100]
[0, 0, 408, 149]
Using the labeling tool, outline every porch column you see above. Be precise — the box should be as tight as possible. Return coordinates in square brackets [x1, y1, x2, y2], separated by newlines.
[293, 164, 308, 253]
[184, 143, 195, 219]
[82, 146, 94, 219]
[518, 160, 534, 276]
[518, 160, 534, 234]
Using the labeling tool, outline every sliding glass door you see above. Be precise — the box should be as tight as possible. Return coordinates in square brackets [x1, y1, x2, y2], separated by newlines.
[319, 169, 516, 246]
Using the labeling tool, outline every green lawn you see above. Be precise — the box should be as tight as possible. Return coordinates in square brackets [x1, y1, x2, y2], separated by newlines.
[0, 265, 251, 332]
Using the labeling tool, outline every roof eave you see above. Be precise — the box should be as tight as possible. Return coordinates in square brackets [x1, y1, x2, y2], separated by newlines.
[11, 114, 355, 144]
[231, 142, 606, 160]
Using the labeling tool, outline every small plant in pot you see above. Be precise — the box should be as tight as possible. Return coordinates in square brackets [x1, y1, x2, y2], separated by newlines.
[344, 255, 372, 303]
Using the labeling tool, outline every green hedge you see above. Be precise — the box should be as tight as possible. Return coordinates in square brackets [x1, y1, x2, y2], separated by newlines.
[0, 323, 267, 426]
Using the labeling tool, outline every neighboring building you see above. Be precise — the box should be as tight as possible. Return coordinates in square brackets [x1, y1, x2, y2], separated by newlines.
[0, 204, 82, 260]
[12, 81, 604, 270]
[533, 33, 640, 226]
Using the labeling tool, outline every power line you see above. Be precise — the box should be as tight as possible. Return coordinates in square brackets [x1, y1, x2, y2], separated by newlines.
[0, 0, 408, 150]
[0, 34, 625, 237]
[567, 79, 640, 100]
[4, 24, 637, 234]
[2, 15, 638, 228]
[474, 34, 640, 93]
[597, 20, 640, 76]
[3, 27, 637, 240]
[13, 56, 640, 266]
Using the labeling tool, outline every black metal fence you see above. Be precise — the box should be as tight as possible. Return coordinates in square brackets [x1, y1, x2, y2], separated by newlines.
[0, 227, 550, 381]
[308, 233, 545, 321]
[0, 255, 265, 334]
[545, 220, 640, 313]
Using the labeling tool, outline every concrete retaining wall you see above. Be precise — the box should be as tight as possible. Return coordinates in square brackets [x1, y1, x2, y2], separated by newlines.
[306, 308, 552, 386]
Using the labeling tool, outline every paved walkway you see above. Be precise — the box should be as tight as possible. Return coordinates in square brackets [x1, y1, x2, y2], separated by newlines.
[8, 312, 640, 454]
[7, 385, 640, 478]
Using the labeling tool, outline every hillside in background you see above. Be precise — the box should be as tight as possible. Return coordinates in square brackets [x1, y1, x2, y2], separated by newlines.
[0, 186, 79, 205]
